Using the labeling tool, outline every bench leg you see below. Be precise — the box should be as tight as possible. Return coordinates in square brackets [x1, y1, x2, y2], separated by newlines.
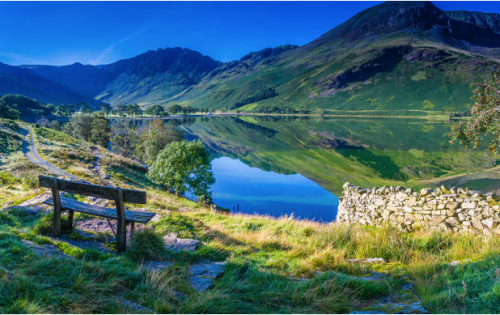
[50, 178, 62, 236]
[115, 188, 127, 253]
[68, 210, 74, 230]
[130, 222, 135, 239]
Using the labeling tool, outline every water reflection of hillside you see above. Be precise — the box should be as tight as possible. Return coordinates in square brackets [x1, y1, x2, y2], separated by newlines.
[171, 115, 500, 194]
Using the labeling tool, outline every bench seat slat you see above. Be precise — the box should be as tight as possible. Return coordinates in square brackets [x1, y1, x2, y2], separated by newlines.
[43, 196, 155, 224]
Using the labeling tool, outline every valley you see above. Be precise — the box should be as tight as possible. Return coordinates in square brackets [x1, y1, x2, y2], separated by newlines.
[2, 1, 500, 314]
[1, 2, 499, 116]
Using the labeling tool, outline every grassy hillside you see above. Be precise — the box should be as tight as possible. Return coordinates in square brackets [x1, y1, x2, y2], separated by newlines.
[1, 119, 500, 313]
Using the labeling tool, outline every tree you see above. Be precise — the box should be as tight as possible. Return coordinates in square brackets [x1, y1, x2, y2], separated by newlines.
[68, 115, 93, 141]
[135, 118, 183, 165]
[37, 116, 50, 127]
[48, 120, 62, 131]
[0, 102, 20, 120]
[79, 103, 93, 116]
[111, 119, 138, 158]
[101, 104, 112, 116]
[449, 66, 500, 152]
[167, 104, 183, 115]
[0, 94, 50, 118]
[145, 105, 168, 117]
[91, 112, 111, 147]
[147, 140, 215, 197]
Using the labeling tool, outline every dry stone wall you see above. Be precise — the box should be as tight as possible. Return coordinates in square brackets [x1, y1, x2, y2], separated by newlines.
[337, 182, 500, 235]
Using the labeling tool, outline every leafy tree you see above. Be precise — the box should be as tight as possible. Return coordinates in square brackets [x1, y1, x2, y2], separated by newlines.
[91, 113, 111, 147]
[450, 66, 500, 152]
[147, 140, 215, 197]
[48, 120, 62, 131]
[0, 102, 20, 120]
[0, 94, 50, 118]
[167, 104, 183, 115]
[79, 103, 93, 116]
[67, 115, 93, 141]
[135, 118, 183, 165]
[145, 105, 168, 117]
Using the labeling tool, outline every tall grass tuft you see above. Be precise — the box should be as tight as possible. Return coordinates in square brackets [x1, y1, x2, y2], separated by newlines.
[125, 229, 168, 262]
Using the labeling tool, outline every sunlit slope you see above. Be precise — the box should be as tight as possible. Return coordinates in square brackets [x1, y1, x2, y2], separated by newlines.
[168, 2, 500, 112]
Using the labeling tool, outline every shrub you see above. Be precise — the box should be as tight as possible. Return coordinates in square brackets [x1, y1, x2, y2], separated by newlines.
[0, 171, 18, 186]
[147, 140, 215, 198]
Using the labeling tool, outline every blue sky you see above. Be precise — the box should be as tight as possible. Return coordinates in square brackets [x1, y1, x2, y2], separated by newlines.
[1, 1, 500, 66]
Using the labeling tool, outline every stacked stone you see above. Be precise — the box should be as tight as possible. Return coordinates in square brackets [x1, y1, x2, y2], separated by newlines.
[337, 182, 500, 235]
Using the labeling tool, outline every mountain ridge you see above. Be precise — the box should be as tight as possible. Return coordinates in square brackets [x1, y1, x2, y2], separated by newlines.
[1, 1, 499, 112]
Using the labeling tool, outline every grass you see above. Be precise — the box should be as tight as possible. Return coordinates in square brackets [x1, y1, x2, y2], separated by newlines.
[2, 119, 500, 313]
[1, 204, 500, 313]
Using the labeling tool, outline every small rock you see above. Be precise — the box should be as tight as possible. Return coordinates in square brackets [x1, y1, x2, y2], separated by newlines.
[0, 266, 14, 280]
[288, 276, 308, 282]
[119, 298, 153, 313]
[449, 260, 460, 266]
[142, 261, 173, 273]
[346, 259, 360, 263]
[22, 240, 70, 258]
[364, 258, 386, 264]
[482, 218, 494, 229]
[163, 234, 201, 252]
[189, 261, 226, 292]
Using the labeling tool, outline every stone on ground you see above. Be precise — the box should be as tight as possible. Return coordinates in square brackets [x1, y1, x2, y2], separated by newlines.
[119, 298, 153, 313]
[189, 261, 226, 292]
[142, 261, 173, 273]
[163, 233, 201, 251]
[0, 266, 14, 280]
[364, 258, 386, 264]
[21, 240, 70, 258]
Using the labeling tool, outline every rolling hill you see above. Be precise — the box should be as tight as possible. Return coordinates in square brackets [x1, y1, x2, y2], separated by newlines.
[1, 1, 500, 113]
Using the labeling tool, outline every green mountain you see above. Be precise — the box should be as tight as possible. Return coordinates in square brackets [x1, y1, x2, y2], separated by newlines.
[2, 1, 500, 113]
[171, 1, 500, 112]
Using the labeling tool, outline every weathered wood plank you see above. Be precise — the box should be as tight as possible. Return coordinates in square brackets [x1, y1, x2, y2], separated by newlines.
[43, 196, 155, 224]
[50, 178, 62, 236]
[115, 188, 126, 253]
[39, 175, 147, 204]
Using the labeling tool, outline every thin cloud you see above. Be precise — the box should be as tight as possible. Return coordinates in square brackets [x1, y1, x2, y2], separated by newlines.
[90, 25, 151, 65]
[0, 52, 46, 65]
[238, 40, 246, 47]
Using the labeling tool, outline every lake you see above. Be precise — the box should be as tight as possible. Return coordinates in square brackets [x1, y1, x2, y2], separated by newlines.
[151, 116, 500, 221]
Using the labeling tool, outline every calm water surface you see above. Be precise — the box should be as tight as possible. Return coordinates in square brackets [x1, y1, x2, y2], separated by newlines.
[131, 115, 500, 221]
[210, 156, 338, 221]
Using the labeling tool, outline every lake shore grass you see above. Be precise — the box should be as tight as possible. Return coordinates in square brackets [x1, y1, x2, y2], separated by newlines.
[1, 202, 499, 313]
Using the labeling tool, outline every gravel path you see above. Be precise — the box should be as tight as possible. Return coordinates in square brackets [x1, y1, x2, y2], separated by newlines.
[19, 123, 78, 179]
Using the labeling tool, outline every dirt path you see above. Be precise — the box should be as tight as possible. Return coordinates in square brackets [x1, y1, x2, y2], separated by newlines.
[91, 147, 115, 187]
[19, 123, 78, 180]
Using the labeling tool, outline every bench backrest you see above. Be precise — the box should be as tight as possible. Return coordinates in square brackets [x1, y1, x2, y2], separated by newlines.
[39, 175, 147, 204]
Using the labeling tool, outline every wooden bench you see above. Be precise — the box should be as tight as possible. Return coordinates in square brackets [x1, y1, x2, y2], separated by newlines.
[39, 175, 155, 252]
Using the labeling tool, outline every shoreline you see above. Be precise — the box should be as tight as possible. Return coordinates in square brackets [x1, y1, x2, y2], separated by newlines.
[104, 112, 464, 121]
